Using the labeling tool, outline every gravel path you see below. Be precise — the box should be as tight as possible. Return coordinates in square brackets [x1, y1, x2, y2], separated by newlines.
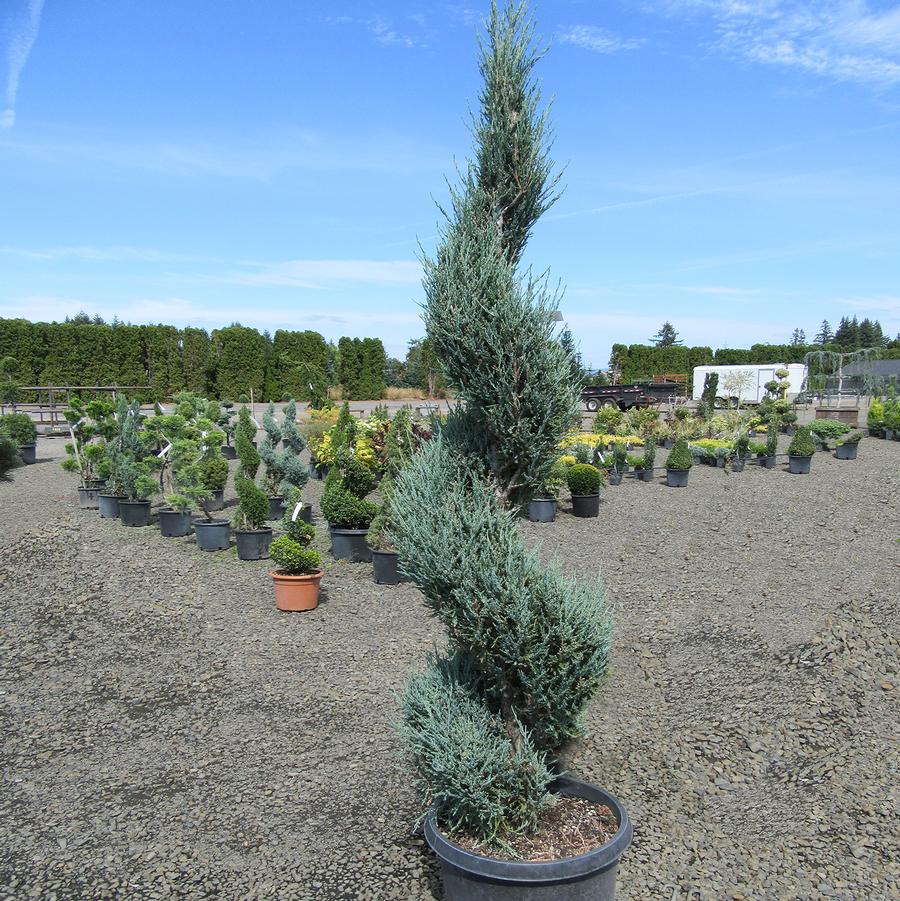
[1, 436, 898, 900]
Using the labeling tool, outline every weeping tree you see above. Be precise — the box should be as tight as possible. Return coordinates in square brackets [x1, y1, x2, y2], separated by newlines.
[392, 0, 612, 847]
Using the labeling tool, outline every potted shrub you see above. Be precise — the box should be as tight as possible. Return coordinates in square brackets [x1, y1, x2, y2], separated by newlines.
[0, 413, 37, 464]
[173, 440, 229, 550]
[321, 451, 378, 561]
[607, 442, 627, 485]
[883, 396, 900, 441]
[732, 434, 750, 472]
[528, 459, 567, 523]
[118, 457, 159, 526]
[97, 397, 142, 518]
[665, 438, 692, 487]
[158, 492, 194, 537]
[759, 417, 779, 468]
[0, 436, 19, 478]
[867, 397, 885, 438]
[233, 473, 273, 560]
[269, 520, 322, 611]
[787, 425, 815, 474]
[567, 463, 603, 517]
[835, 430, 863, 460]
[634, 433, 655, 482]
[258, 401, 309, 520]
[389, 6, 632, 896]
[60, 397, 113, 509]
[218, 400, 237, 458]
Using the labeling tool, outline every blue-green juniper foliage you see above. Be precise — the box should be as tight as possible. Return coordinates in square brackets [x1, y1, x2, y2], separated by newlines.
[392, 0, 613, 848]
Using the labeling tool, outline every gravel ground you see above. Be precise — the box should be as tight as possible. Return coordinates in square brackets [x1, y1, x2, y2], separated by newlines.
[1, 435, 898, 900]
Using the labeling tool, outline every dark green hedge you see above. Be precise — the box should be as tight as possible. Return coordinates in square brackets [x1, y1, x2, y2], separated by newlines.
[0, 318, 387, 402]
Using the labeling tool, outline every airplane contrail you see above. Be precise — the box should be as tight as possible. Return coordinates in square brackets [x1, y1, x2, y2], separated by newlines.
[2, 0, 45, 129]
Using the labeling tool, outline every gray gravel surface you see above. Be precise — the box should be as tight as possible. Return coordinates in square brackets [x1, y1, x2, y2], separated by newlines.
[1, 435, 898, 900]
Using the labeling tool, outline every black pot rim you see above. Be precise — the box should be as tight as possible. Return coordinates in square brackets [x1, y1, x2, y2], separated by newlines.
[99, 492, 125, 499]
[329, 527, 370, 536]
[789, 453, 812, 459]
[235, 527, 274, 536]
[424, 776, 632, 884]
[370, 547, 397, 558]
[118, 498, 151, 506]
[666, 467, 691, 472]
[192, 518, 229, 527]
[159, 507, 191, 516]
[569, 491, 599, 498]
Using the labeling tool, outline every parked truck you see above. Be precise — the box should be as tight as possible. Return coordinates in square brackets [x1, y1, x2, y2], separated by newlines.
[581, 380, 684, 411]
[691, 364, 806, 407]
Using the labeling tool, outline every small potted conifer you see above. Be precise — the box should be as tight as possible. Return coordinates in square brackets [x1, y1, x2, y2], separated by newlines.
[527, 459, 567, 522]
[0, 436, 18, 477]
[835, 430, 862, 460]
[787, 425, 815, 474]
[321, 453, 378, 561]
[0, 413, 37, 464]
[98, 397, 143, 518]
[269, 517, 322, 611]
[218, 400, 237, 459]
[259, 400, 308, 520]
[634, 433, 655, 482]
[732, 433, 750, 472]
[759, 417, 779, 468]
[118, 457, 158, 526]
[665, 438, 693, 487]
[61, 397, 113, 508]
[567, 463, 603, 517]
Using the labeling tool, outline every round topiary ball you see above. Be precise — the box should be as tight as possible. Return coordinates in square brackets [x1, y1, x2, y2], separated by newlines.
[567, 463, 602, 496]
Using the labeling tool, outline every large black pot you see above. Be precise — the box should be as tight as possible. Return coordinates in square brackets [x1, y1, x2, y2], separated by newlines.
[330, 527, 372, 562]
[98, 493, 124, 519]
[666, 468, 689, 488]
[528, 498, 558, 523]
[267, 495, 284, 520]
[372, 548, 401, 584]
[571, 493, 600, 518]
[788, 454, 812, 474]
[758, 455, 776, 469]
[206, 488, 225, 511]
[119, 499, 152, 527]
[425, 776, 632, 901]
[635, 468, 654, 482]
[18, 443, 36, 465]
[193, 519, 230, 551]
[607, 470, 622, 486]
[835, 443, 859, 460]
[236, 528, 273, 560]
[158, 508, 193, 537]
[221, 444, 237, 460]
[78, 486, 101, 509]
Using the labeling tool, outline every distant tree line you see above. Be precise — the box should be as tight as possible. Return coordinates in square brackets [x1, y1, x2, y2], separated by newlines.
[0, 316, 387, 401]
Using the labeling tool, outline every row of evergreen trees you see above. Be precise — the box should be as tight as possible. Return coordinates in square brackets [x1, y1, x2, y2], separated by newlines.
[800, 317, 897, 349]
[0, 318, 387, 401]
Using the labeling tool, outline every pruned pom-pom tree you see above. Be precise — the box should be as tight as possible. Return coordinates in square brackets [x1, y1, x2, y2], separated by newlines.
[392, 0, 612, 848]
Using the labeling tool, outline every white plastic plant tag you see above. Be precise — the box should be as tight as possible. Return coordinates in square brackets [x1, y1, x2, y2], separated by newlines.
[290, 502, 303, 522]
[250, 416, 260, 429]
[157, 442, 172, 459]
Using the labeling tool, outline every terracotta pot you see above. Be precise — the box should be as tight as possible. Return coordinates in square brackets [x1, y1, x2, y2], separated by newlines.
[270, 569, 324, 611]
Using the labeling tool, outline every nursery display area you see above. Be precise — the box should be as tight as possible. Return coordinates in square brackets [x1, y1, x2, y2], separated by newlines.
[1, 394, 898, 900]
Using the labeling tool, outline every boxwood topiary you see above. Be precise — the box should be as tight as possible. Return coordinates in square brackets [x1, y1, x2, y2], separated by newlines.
[666, 439, 693, 471]
[269, 535, 321, 574]
[566, 463, 601, 495]
[787, 426, 815, 457]
[0, 413, 37, 446]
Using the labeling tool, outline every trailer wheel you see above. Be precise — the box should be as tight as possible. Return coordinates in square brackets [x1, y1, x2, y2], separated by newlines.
[713, 396, 726, 409]
[585, 398, 599, 412]
[600, 399, 618, 409]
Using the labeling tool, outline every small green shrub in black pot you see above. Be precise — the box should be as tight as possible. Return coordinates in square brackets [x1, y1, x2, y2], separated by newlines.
[665, 439, 692, 487]
[835, 430, 862, 460]
[567, 463, 603, 517]
[787, 426, 815, 474]
[0, 413, 37, 464]
[321, 451, 378, 561]
[528, 459, 567, 523]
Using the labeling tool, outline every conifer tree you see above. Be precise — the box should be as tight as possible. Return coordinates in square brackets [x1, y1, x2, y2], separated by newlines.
[392, 0, 611, 846]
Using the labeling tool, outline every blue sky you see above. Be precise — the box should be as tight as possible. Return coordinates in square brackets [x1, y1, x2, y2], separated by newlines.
[1, 0, 899, 369]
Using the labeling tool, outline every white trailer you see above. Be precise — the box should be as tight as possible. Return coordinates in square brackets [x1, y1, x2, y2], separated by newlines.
[692, 363, 806, 406]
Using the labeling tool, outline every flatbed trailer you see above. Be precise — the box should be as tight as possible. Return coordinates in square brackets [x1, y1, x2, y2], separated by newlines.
[581, 381, 684, 412]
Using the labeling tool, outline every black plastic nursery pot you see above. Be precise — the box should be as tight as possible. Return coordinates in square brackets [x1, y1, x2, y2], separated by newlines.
[635, 468, 654, 482]
[732, 459, 745, 472]
[158, 508, 193, 537]
[758, 455, 776, 469]
[788, 454, 812, 474]
[193, 519, 231, 551]
[666, 468, 689, 488]
[77, 486, 101, 509]
[221, 444, 237, 460]
[235, 528, 273, 560]
[835, 443, 859, 460]
[267, 496, 284, 521]
[330, 527, 372, 562]
[607, 470, 622, 486]
[118, 499, 152, 527]
[528, 498, 558, 523]
[571, 493, 600, 518]
[98, 493, 124, 518]
[18, 443, 36, 465]
[308, 458, 318, 478]
[885, 429, 894, 441]
[372, 548, 401, 584]
[316, 464, 330, 480]
[424, 776, 632, 901]
[206, 488, 225, 511]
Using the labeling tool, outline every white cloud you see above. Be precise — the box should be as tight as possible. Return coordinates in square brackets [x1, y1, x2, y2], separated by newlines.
[661, 0, 900, 87]
[558, 25, 645, 54]
[0, 244, 239, 264]
[1, 0, 45, 130]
